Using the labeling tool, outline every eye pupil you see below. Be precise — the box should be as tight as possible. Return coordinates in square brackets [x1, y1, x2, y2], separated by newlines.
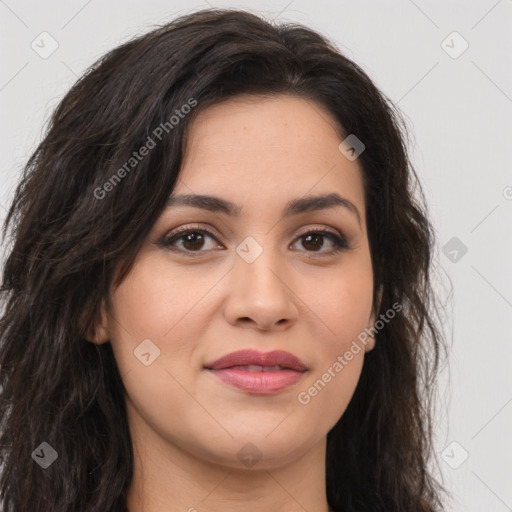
[183, 232, 204, 251]
[303, 234, 323, 251]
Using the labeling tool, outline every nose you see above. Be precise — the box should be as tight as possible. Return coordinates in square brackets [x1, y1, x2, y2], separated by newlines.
[223, 245, 299, 331]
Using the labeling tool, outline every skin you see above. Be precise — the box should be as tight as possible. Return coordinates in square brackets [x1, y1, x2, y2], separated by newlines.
[89, 94, 380, 512]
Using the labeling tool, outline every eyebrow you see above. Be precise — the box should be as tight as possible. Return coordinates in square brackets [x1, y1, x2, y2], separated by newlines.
[166, 192, 362, 227]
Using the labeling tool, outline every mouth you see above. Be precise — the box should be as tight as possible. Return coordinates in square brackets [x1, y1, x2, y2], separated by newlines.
[203, 350, 308, 395]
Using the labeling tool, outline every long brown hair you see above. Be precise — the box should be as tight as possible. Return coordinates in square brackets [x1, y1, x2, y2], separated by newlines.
[0, 8, 449, 511]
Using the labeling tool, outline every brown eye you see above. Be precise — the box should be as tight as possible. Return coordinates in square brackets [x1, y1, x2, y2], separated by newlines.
[291, 230, 349, 256]
[156, 225, 349, 258]
[158, 225, 223, 257]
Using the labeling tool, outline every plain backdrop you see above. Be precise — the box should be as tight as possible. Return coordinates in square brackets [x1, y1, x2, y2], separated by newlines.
[1, 1, 511, 511]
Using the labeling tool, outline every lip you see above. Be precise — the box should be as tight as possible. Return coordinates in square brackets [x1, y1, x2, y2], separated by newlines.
[204, 349, 308, 371]
[204, 349, 308, 395]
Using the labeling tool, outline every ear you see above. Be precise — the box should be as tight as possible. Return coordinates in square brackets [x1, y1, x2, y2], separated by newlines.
[82, 298, 110, 345]
[364, 285, 383, 353]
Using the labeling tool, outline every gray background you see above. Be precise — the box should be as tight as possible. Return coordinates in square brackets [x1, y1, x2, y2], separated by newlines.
[1, 1, 511, 511]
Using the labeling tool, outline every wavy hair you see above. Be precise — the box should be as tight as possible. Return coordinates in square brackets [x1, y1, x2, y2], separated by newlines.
[0, 8, 449, 511]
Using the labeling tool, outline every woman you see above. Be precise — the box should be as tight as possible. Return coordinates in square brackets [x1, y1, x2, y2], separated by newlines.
[0, 8, 449, 512]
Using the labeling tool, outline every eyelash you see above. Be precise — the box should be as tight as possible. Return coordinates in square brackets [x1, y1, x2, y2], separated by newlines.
[157, 223, 350, 258]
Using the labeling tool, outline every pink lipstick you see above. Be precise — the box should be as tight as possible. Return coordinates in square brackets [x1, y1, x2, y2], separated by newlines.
[204, 349, 308, 395]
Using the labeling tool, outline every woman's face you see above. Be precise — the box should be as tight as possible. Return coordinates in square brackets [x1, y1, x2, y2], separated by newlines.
[94, 94, 377, 470]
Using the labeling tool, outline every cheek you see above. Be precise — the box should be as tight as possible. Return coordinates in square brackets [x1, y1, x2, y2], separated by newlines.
[294, 256, 372, 417]
[293, 269, 371, 426]
[303, 254, 374, 348]
[330, 282, 374, 345]
[106, 259, 208, 434]
[108, 255, 208, 341]
[296, 350, 364, 429]
[105, 262, 185, 384]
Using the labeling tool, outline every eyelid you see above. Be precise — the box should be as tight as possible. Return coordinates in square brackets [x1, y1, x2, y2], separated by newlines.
[163, 222, 345, 240]
[165, 223, 223, 242]
[293, 224, 344, 239]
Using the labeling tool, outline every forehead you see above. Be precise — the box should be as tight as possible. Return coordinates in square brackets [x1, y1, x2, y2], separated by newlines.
[183, 93, 346, 153]
[176, 94, 366, 222]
